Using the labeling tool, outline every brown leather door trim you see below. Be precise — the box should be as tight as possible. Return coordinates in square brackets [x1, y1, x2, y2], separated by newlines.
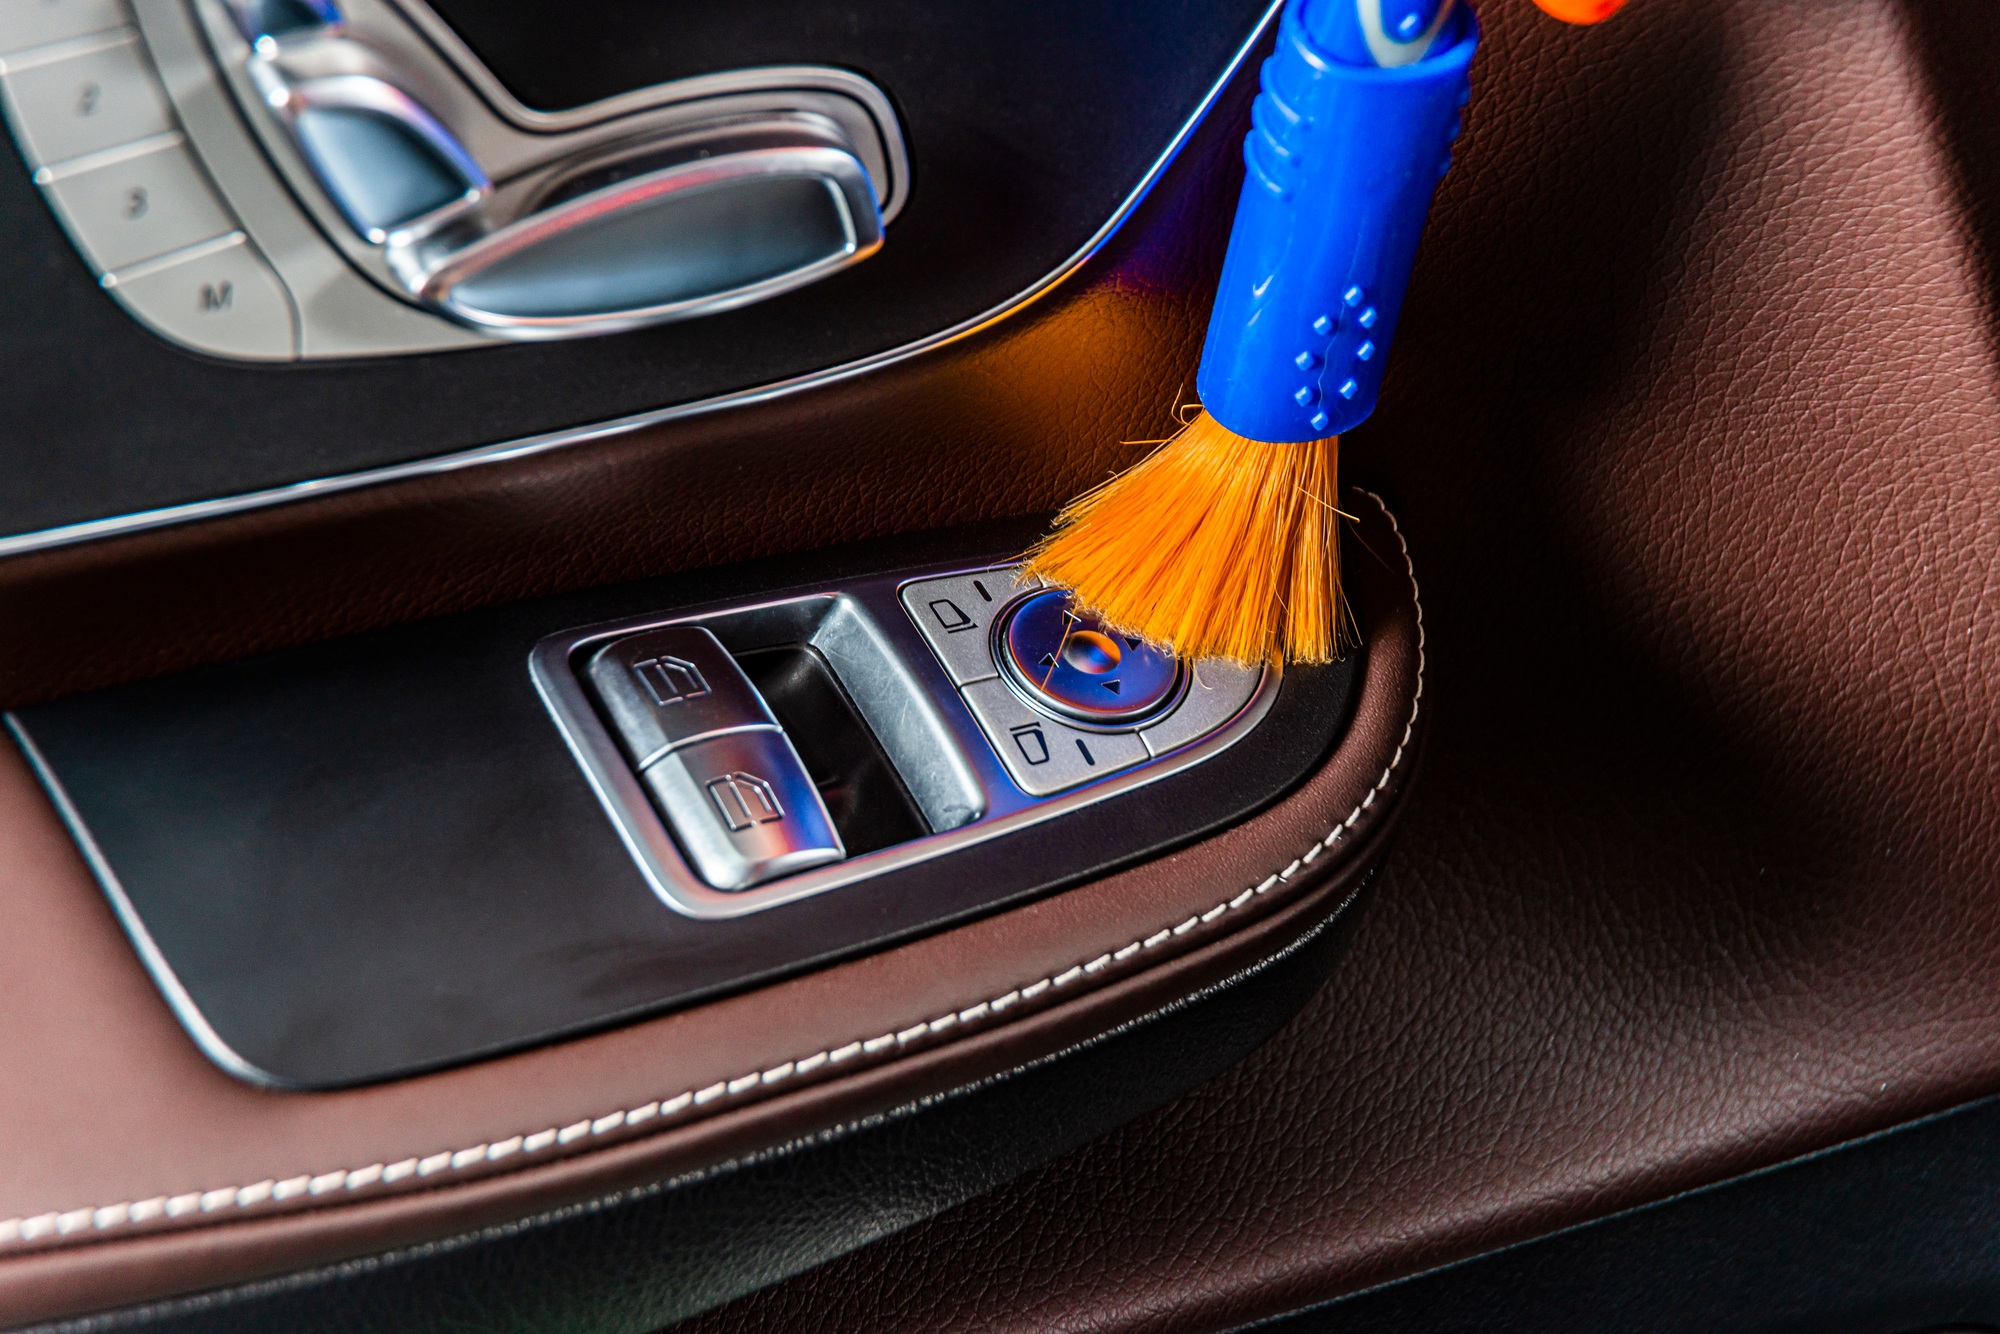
[0, 491, 1423, 1325]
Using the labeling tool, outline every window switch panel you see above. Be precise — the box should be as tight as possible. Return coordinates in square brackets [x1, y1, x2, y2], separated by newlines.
[532, 560, 1280, 918]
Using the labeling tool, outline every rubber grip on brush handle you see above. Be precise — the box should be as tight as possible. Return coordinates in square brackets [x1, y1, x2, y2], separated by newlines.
[1194, 0, 1477, 444]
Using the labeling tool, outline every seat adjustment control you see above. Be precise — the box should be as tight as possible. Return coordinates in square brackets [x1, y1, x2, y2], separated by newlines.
[585, 625, 842, 890]
[245, 31, 884, 337]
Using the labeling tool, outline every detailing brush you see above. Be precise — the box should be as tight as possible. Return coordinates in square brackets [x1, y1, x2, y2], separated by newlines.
[1027, 0, 1480, 664]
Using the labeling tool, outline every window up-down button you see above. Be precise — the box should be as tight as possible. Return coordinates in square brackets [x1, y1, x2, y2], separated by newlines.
[585, 625, 842, 890]
[641, 729, 843, 891]
[585, 625, 778, 769]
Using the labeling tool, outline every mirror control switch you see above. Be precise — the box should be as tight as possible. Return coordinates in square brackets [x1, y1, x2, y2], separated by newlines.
[903, 569, 1269, 797]
[638, 728, 844, 891]
[997, 589, 1182, 725]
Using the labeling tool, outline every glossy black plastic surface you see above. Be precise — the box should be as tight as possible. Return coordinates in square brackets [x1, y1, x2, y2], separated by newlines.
[11, 521, 1356, 1088]
[0, 0, 1267, 538]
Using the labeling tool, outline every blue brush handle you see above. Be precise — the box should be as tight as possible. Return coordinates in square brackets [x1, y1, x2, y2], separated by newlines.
[1195, 0, 1478, 443]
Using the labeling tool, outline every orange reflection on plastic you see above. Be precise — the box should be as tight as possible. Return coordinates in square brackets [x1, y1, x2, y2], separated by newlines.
[1532, 0, 1627, 22]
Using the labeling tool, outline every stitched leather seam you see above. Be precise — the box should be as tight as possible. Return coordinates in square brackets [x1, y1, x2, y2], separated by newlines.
[0, 490, 1422, 1253]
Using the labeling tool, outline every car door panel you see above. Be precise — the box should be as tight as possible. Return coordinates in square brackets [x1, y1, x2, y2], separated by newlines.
[0, 0, 1995, 1329]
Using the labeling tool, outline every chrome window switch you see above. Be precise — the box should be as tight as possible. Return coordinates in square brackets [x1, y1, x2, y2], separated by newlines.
[585, 624, 841, 890]
[585, 625, 778, 769]
[640, 728, 843, 891]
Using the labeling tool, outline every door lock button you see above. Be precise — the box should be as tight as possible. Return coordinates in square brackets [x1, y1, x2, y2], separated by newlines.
[585, 625, 777, 768]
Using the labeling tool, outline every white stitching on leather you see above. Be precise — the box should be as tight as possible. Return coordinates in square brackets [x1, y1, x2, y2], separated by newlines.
[0, 491, 1422, 1253]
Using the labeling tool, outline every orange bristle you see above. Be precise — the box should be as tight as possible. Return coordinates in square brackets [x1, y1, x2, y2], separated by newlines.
[1023, 410, 1354, 666]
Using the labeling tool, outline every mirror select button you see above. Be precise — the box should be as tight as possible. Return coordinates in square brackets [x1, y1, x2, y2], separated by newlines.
[1139, 659, 1264, 757]
[641, 729, 843, 891]
[900, 567, 1037, 685]
[960, 678, 1146, 797]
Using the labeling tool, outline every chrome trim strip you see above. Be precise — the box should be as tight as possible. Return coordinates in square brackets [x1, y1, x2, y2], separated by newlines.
[4, 715, 276, 1086]
[0, 0, 1281, 563]
[631, 720, 781, 774]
